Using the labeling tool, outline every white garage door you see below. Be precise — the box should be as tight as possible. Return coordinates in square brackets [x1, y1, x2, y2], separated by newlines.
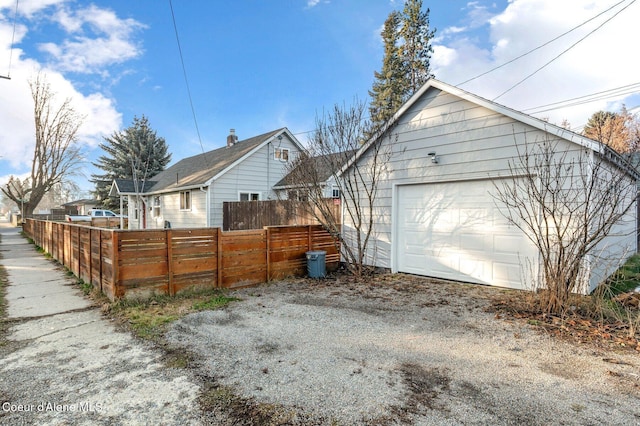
[395, 180, 536, 289]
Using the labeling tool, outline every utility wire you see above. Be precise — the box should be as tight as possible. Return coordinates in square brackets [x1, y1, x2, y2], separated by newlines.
[523, 82, 640, 114]
[169, 0, 207, 156]
[457, 0, 629, 87]
[492, 0, 637, 101]
[1, 0, 19, 80]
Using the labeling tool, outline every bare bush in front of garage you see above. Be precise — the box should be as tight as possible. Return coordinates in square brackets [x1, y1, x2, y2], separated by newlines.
[493, 135, 638, 315]
[282, 100, 394, 277]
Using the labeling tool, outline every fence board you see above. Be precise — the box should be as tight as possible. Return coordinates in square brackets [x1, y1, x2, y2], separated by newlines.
[223, 198, 341, 231]
[24, 220, 339, 300]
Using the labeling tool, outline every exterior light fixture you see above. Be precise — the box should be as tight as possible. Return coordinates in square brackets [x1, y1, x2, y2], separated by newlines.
[428, 152, 438, 164]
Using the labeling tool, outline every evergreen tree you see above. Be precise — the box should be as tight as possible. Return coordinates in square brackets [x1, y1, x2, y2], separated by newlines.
[400, 0, 435, 96]
[368, 11, 406, 128]
[91, 115, 171, 210]
[369, 0, 436, 130]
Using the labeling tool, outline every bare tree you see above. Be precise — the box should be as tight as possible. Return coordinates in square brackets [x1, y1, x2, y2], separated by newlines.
[282, 100, 393, 277]
[1, 73, 83, 216]
[493, 135, 637, 315]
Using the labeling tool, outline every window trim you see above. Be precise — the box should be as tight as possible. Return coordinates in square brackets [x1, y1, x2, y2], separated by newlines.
[239, 191, 261, 201]
[152, 196, 161, 217]
[179, 190, 191, 211]
[274, 147, 289, 162]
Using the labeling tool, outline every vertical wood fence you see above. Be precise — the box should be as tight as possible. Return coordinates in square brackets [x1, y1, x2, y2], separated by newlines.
[223, 199, 341, 231]
[24, 219, 339, 300]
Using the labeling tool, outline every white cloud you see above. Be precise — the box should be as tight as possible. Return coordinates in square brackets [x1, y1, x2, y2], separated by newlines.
[3, 0, 65, 19]
[40, 4, 146, 74]
[433, 0, 640, 128]
[0, 0, 130, 186]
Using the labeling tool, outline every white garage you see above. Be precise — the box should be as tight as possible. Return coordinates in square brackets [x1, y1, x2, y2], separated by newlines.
[342, 79, 637, 292]
[394, 180, 538, 289]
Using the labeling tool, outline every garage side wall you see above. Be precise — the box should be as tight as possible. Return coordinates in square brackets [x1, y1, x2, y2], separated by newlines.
[587, 163, 637, 292]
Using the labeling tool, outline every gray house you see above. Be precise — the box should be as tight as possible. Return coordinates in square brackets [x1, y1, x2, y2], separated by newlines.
[111, 128, 304, 229]
[342, 79, 637, 292]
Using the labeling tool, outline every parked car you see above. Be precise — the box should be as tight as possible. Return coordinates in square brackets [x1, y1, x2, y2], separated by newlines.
[65, 209, 125, 222]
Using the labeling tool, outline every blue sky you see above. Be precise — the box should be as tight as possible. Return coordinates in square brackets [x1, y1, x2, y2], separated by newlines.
[1, 0, 639, 195]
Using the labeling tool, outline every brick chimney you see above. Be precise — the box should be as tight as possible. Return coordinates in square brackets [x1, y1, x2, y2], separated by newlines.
[227, 129, 238, 147]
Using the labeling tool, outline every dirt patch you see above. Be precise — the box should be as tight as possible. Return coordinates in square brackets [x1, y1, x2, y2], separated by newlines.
[391, 362, 451, 422]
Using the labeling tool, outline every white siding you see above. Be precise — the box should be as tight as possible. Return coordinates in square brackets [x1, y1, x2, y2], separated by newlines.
[344, 87, 637, 291]
[209, 135, 301, 228]
[148, 190, 207, 229]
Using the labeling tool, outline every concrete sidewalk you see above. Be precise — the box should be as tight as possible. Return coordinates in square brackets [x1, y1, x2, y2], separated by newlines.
[0, 221, 92, 319]
[0, 219, 203, 425]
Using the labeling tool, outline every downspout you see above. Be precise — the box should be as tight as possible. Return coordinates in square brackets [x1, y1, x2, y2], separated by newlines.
[200, 186, 209, 227]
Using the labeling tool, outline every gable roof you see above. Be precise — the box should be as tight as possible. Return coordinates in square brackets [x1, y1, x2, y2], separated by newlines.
[110, 178, 157, 196]
[112, 128, 304, 195]
[346, 78, 639, 179]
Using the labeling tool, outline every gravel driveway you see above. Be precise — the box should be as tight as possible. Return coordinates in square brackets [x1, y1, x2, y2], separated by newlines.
[167, 275, 640, 425]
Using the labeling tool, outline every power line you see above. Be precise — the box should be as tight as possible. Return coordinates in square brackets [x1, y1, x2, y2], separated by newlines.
[493, 0, 637, 101]
[523, 82, 640, 114]
[169, 0, 206, 156]
[457, 0, 629, 87]
[1, 0, 19, 80]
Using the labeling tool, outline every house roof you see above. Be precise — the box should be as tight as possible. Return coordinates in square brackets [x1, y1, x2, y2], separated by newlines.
[111, 128, 303, 195]
[110, 179, 157, 196]
[346, 78, 640, 179]
[274, 151, 357, 188]
[62, 198, 98, 207]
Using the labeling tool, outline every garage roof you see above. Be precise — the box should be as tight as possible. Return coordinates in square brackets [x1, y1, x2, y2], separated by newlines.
[346, 79, 639, 180]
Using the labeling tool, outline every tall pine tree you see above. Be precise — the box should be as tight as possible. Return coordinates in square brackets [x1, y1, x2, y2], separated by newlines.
[368, 11, 406, 128]
[369, 0, 435, 129]
[401, 0, 435, 95]
[92, 115, 171, 210]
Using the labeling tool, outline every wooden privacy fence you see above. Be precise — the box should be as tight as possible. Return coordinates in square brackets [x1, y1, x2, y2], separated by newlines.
[23, 219, 339, 301]
[223, 198, 341, 231]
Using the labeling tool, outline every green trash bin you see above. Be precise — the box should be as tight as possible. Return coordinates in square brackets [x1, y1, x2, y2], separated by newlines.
[306, 250, 326, 278]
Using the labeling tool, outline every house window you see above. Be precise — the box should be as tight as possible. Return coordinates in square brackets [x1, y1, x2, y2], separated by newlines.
[288, 189, 308, 202]
[180, 191, 191, 210]
[152, 196, 161, 217]
[239, 192, 260, 201]
[275, 148, 289, 162]
[332, 188, 341, 199]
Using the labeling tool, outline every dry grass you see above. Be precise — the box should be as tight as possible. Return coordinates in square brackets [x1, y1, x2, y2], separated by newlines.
[96, 288, 240, 341]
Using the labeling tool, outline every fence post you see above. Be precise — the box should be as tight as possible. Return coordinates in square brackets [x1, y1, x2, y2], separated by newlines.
[112, 231, 119, 298]
[88, 228, 92, 288]
[308, 224, 312, 252]
[98, 229, 103, 293]
[266, 227, 271, 282]
[167, 229, 174, 296]
[217, 228, 223, 288]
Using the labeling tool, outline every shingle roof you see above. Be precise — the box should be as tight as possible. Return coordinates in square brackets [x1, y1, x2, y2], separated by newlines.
[116, 128, 285, 194]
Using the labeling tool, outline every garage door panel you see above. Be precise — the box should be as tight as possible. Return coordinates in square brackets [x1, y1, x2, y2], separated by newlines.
[493, 234, 524, 253]
[459, 233, 486, 251]
[396, 181, 536, 289]
[492, 262, 523, 287]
